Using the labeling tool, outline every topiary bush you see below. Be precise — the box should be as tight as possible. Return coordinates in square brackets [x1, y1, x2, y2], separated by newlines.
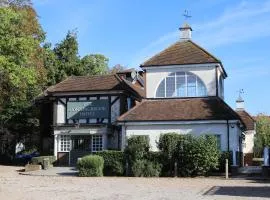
[77, 155, 104, 177]
[96, 151, 124, 176]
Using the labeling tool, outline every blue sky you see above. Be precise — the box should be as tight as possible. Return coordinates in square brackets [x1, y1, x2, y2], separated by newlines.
[33, 0, 270, 115]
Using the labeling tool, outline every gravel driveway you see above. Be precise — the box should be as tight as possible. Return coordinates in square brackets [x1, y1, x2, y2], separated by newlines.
[0, 165, 269, 200]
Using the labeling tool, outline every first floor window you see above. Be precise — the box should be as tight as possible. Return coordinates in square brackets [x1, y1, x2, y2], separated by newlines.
[59, 135, 71, 152]
[92, 135, 103, 152]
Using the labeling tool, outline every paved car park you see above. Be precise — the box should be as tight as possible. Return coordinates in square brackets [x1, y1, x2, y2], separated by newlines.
[0, 165, 270, 200]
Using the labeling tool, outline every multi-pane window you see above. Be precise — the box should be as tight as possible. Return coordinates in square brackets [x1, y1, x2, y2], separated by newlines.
[155, 72, 207, 98]
[92, 135, 103, 152]
[59, 135, 71, 152]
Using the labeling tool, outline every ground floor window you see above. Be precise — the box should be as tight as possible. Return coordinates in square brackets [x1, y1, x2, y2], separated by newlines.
[214, 135, 221, 150]
[59, 135, 71, 152]
[58, 134, 103, 152]
[92, 135, 103, 152]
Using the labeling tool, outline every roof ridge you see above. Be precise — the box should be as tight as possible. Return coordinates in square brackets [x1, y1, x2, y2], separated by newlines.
[140, 40, 183, 67]
[236, 110, 256, 122]
[188, 40, 221, 63]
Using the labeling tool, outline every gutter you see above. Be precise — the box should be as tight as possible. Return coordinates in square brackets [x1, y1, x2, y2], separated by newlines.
[227, 120, 230, 152]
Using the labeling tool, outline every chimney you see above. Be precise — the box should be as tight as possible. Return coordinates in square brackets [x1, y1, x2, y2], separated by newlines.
[236, 96, 244, 111]
[179, 23, 192, 40]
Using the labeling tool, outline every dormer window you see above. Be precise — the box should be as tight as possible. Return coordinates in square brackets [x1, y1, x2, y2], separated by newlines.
[155, 72, 207, 98]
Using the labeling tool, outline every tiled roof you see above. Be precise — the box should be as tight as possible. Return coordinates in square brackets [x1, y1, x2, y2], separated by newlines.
[141, 40, 221, 67]
[118, 97, 240, 122]
[236, 110, 255, 131]
[45, 74, 144, 97]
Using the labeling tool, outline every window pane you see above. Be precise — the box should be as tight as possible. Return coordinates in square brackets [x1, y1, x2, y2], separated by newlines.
[156, 79, 165, 97]
[187, 75, 196, 96]
[166, 77, 175, 97]
[176, 72, 185, 76]
[176, 76, 186, 97]
[92, 135, 103, 152]
[197, 79, 207, 96]
[60, 135, 71, 152]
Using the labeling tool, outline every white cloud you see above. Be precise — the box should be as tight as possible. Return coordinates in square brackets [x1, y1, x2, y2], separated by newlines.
[130, 0, 270, 67]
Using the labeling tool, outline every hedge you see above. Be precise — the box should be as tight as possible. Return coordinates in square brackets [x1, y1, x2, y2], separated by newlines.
[77, 155, 104, 177]
[158, 133, 220, 177]
[96, 151, 124, 176]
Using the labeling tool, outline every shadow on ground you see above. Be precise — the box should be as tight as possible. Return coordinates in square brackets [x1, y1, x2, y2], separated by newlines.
[204, 186, 270, 198]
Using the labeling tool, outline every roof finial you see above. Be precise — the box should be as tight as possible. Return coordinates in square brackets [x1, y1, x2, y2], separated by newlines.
[179, 10, 192, 40]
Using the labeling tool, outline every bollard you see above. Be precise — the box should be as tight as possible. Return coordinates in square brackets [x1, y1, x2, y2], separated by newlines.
[174, 161, 178, 177]
[225, 159, 229, 179]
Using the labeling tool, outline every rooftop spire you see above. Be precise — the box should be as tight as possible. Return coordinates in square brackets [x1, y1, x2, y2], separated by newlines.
[179, 10, 192, 40]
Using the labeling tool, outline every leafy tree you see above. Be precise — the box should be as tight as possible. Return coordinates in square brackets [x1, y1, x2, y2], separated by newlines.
[0, 2, 45, 160]
[80, 54, 109, 76]
[254, 114, 270, 156]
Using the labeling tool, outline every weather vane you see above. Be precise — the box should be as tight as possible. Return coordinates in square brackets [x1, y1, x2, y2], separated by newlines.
[183, 10, 192, 21]
[237, 89, 244, 99]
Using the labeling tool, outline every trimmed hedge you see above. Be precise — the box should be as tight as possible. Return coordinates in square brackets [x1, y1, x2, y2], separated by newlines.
[77, 155, 104, 177]
[125, 135, 150, 161]
[96, 151, 124, 176]
[31, 156, 56, 166]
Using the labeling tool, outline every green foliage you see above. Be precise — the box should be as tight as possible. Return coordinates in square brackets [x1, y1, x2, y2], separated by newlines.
[158, 133, 220, 177]
[125, 135, 150, 161]
[132, 159, 162, 177]
[95, 151, 124, 176]
[254, 115, 270, 156]
[77, 155, 104, 177]
[31, 156, 56, 165]
[80, 54, 109, 76]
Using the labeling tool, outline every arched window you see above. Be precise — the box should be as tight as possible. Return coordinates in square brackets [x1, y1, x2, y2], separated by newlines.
[155, 72, 207, 98]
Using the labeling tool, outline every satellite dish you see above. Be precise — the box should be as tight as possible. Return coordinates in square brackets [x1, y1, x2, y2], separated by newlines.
[131, 70, 137, 80]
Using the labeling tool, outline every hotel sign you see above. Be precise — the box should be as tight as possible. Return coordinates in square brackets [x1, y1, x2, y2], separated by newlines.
[67, 100, 109, 119]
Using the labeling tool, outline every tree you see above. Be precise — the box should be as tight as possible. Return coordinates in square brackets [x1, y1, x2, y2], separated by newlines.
[109, 64, 125, 74]
[53, 30, 81, 82]
[0, 2, 46, 160]
[254, 114, 270, 156]
[80, 54, 109, 76]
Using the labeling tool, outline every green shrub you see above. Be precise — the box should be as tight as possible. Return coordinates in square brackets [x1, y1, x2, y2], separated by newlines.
[158, 133, 220, 177]
[96, 151, 124, 176]
[216, 151, 232, 172]
[125, 135, 150, 161]
[31, 156, 56, 166]
[77, 155, 104, 177]
[132, 159, 162, 177]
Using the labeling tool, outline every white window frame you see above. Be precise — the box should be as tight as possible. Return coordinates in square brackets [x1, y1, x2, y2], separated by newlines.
[155, 72, 207, 98]
[91, 134, 103, 152]
[58, 135, 71, 152]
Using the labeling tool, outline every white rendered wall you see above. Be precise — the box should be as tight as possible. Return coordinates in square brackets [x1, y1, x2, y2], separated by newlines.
[124, 122, 241, 152]
[145, 65, 217, 98]
[243, 130, 255, 153]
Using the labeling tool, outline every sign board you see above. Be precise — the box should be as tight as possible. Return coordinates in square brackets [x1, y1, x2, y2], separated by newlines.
[67, 100, 109, 119]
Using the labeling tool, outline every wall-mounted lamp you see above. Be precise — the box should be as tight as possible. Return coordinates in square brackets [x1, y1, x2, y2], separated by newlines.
[230, 124, 235, 128]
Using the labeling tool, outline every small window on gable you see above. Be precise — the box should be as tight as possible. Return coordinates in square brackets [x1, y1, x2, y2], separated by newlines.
[155, 72, 207, 98]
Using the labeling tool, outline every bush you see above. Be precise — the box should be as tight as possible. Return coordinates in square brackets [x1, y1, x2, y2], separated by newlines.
[96, 151, 124, 176]
[217, 151, 232, 172]
[158, 133, 220, 177]
[132, 159, 162, 177]
[77, 155, 104, 177]
[125, 135, 150, 161]
[31, 156, 56, 166]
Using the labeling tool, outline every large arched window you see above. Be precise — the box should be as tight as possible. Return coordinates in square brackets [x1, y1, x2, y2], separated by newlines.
[155, 72, 207, 98]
